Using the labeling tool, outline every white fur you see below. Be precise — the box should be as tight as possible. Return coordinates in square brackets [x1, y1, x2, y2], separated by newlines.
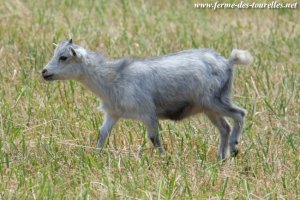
[229, 49, 253, 65]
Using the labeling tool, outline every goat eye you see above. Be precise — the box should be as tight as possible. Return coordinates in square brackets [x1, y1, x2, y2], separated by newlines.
[59, 56, 68, 61]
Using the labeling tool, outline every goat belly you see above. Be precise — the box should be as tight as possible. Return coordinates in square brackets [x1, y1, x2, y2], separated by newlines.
[158, 102, 193, 121]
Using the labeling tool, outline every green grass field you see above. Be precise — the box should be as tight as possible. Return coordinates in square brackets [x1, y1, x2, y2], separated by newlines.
[0, 0, 299, 199]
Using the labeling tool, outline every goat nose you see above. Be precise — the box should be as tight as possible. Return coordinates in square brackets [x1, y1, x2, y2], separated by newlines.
[42, 69, 47, 74]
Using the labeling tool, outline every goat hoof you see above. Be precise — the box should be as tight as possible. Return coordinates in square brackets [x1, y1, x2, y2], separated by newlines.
[158, 147, 166, 156]
[230, 148, 239, 157]
[218, 153, 230, 162]
[218, 157, 227, 162]
[96, 143, 101, 149]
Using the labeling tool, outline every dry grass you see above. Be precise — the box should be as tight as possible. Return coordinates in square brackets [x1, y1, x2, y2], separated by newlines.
[0, 0, 299, 199]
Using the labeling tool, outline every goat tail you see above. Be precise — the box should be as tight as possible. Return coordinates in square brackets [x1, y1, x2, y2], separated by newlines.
[228, 49, 253, 66]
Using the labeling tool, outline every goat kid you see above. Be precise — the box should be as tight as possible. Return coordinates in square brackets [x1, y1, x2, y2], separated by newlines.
[42, 39, 252, 160]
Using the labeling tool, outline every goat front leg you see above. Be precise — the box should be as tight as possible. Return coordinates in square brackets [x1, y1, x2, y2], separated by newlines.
[142, 115, 165, 155]
[96, 113, 118, 148]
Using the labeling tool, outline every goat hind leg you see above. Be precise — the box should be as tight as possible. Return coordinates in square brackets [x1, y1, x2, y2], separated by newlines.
[228, 105, 246, 156]
[206, 112, 231, 160]
[208, 100, 246, 157]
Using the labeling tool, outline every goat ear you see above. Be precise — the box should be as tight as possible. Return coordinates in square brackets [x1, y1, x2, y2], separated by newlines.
[70, 47, 77, 57]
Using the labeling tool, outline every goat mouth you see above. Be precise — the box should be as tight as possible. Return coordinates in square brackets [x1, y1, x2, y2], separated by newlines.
[43, 74, 54, 81]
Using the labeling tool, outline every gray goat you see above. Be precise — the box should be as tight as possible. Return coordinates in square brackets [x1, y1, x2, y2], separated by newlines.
[42, 39, 252, 160]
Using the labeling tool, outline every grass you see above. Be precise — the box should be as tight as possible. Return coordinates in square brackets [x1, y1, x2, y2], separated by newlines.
[0, 0, 299, 199]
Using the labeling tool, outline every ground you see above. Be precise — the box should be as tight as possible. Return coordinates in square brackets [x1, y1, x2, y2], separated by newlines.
[0, 0, 299, 199]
